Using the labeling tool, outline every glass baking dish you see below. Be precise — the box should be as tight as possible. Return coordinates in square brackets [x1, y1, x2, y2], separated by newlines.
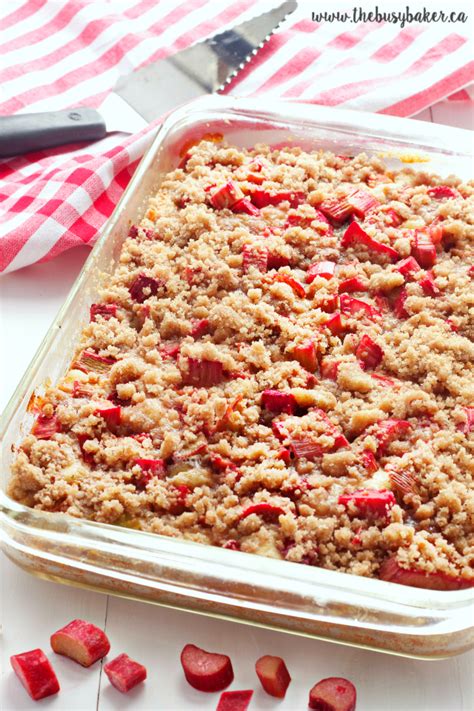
[1, 95, 473, 659]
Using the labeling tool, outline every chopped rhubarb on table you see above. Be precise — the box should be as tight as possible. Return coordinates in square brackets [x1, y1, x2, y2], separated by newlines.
[393, 287, 409, 318]
[242, 244, 268, 273]
[388, 467, 417, 496]
[75, 350, 115, 373]
[191, 318, 211, 337]
[419, 271, 440, 296]
[271, 272, 306, 297]
[340, 294, 381, 320]
[338, 276, 368, 293]
[379, 557, 473, 590]
[90, 303, 117, 321]
[261, 389, 297, 415]
[356, 334, 383, 369]
[185, 358, 225, 387]
[239, 502, 285, 521]
[395, 256, 421, 277]
[232, 197, 260, 215]
[95, 405, 121, 428]
[250, 189, 305, 209]
[427, 185, 460, 199]
[294, 339, 318, 371]
[32, 414, 61, 439]
[180, 644, 234, 692]
[339, 489, 396, 518]
[306, 260, 336, 283]
[216, 690, 254, 711]
[411, 230, 437, 269]
[341, 221, 399, 261]
[360, 449, 378, 474]
[129, 273, 162, 303]
[210, 181, 243, 209]
[10, 649, 60, 701]
[323, 312, 346, 336]
[104, 653, 147, 693]
[372, 418, 411, 454]
[457, 407, 474, 435]
[255, 655, 291, 698]
[309, 677, 357, 711]
[50, 619, 110, 667]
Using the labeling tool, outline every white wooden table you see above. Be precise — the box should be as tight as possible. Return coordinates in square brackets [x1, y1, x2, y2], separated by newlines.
[1, 100, 473, 711]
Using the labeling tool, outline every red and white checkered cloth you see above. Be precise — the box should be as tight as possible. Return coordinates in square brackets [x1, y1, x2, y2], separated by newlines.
[1, 0, 473, 272]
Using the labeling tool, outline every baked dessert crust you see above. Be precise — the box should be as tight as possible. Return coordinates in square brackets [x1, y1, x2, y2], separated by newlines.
[9, 139, 474, 590]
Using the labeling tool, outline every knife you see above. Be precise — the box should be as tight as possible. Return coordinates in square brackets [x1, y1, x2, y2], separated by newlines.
[0, 1, 297, 158]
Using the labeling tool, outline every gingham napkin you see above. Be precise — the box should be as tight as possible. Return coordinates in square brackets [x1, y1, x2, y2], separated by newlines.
[1, 0, 473, 273]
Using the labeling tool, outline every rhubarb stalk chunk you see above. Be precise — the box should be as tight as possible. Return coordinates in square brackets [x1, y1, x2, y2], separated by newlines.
[309, 677, 357, 711]
[216, 689, 254, 711]
[104, 653, 147, 693]
[180, 643, 234, 692]
[10, 649, 60, 701]
[50, 619, 110, 667]
[379, 557, 472, 590]
[256, 655, 291, 698]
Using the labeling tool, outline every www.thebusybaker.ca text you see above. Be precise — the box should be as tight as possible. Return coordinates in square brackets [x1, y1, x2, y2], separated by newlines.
[311, 6, 468, 29]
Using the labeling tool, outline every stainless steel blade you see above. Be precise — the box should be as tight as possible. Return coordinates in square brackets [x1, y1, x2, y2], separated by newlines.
[111, 1, 297, 124]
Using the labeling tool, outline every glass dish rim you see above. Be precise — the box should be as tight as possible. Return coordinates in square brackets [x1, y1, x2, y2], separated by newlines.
[1, 94, 473, 623]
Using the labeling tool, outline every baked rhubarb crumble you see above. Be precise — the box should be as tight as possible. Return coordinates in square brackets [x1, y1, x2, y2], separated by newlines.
[9, 138, 474, 591]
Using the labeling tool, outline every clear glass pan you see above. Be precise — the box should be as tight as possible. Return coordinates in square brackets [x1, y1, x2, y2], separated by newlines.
[1, 96, 473, 659]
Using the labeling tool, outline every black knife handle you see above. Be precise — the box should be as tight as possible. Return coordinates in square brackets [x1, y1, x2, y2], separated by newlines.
[0, 108, 106, 158]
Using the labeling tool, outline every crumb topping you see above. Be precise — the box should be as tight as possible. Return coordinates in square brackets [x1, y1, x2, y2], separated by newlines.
[9, 139, 474, 589]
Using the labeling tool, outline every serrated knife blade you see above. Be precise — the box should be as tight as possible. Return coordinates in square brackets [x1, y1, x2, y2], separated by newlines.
[0, 2, 297, 157]
[108, 1, 298, 126]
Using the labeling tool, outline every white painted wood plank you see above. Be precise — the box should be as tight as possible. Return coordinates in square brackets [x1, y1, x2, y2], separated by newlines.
[0, 556, 107, 711]
[0, 245, 91, 408]
[99, 594, 474, 711]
